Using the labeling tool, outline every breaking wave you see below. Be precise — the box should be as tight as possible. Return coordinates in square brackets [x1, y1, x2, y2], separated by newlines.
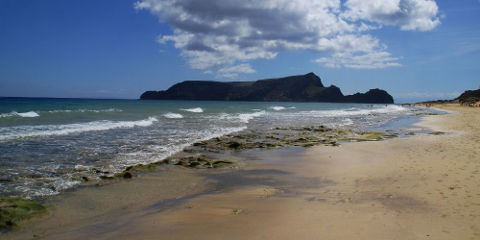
[0, 111, 40, 118]
[0, 117, 158, 141]
[181, 107, 203, 113]
[270, 106, 286, 111]
[163, 113, 184, 119]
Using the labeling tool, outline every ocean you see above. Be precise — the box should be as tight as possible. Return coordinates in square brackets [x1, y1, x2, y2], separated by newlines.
[0, 98, 430, 199]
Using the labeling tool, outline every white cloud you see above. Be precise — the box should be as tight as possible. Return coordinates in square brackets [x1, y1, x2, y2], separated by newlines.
[217, 63, 256, 79]
[136, 0, 440, 78]
[316, 51, 401, 69]
[343, 0, 441, 31]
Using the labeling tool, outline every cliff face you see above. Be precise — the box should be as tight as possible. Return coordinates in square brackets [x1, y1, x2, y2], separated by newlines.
[140, 73, 394, 104]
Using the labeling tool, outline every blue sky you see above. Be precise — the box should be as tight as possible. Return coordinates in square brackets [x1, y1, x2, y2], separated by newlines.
[0, 0, 479, 103]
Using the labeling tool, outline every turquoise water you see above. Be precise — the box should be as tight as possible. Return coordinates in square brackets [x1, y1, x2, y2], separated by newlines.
[0, 98, 425, 198]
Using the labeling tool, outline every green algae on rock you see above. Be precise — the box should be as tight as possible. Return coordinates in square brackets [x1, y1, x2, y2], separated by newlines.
[173, 155, 238, 169]
[114, 171, 133, 179]
[94, 125, 399, 182]
[0, 198, 46, 228]
[186, 126, 397, 153]
[343, 131, 399, 141]
[99, 175, 115, 180]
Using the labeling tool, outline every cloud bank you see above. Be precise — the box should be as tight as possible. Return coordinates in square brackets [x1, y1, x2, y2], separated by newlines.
[136, 0, 440, 78]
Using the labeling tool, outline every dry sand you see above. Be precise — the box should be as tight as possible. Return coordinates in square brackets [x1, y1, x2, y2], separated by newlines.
[3, 104, 479, 240]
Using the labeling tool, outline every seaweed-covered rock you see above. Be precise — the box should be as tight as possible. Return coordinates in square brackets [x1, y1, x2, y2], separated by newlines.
[212, 160, 237, 168]
[340, 131, 398, 141]
[227, 141, 242, 149]
[0, 198, 46, 228]
[125, 163, 157, 172]
[99, 175, 114, 180]
[185, 126, 397, 154]
[174, 155, 237, 169]
[115, 171, 133, 179]
[103, 125, 399, 177]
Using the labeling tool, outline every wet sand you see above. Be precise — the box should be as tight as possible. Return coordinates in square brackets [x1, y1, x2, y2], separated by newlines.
[3, 104, 480, 240]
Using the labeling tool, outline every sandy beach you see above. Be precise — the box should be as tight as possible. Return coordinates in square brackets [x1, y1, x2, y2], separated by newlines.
[3, 104, 479, 240]
[2, 0, 478, 239]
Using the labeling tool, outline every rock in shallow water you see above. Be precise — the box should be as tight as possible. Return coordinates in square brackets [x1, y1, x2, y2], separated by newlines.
[0, 198, 47, 229]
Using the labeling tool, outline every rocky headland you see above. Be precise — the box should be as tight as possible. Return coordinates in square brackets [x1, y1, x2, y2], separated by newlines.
[456, 89, 480, 105]
[417, 88, 480, 106]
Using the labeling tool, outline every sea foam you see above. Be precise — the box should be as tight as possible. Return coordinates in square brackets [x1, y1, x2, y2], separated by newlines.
[270, 106, 286, 111]
[181, 107, 203, 113]
[301, 105, 408, 117]
[238, 111, 266, 123]
[216, 110, 266, 124]
[113, 125, 247, 170]
[0, 109, 123, 118]
[47, 108, 122, 113]
[0, 111, 40, 118]
[0, 117, 158, 141]
[163, 113, 184, 119]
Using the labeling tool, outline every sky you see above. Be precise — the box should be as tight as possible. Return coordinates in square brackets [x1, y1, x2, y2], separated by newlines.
[0, 0, 479, 103]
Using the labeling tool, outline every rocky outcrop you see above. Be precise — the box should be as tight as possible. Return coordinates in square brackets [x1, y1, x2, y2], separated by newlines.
[342, 89, 394, 104]
[456, 89, 480, 104]
[140, 73, 394, 103]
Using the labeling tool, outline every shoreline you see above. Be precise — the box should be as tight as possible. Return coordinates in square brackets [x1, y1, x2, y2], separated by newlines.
[3, 104, 479, 239]
[0, 102, 416, 201]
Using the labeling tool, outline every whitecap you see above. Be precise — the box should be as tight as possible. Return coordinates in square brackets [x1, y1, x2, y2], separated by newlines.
[0, 117, 158, 141]
[217, 111, 266, 123]
[17, 111, 40, 117]
[47, 108, 122, 113]
[270, 106, 286, 111]
[238, 111, 266, 123]
[163, 113, 184, 119]
[300, 105, 408, 117]
[0, 111, 40, 118]
[181, 107, 203, 113]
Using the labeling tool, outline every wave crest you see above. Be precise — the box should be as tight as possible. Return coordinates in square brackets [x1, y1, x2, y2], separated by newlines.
[163, 113, 184, 119]
[47, 108, 122, 113]
[181, 107, 203, 113]
[300, 105, 408, 117]
[0, 111, 40, 118]
[0, 117, 158, 141]
[270, 106, 286, 111]
[217, 111, 266, 123]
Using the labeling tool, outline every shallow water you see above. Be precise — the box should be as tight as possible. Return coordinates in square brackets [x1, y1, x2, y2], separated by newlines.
[0, 98, 432, 198]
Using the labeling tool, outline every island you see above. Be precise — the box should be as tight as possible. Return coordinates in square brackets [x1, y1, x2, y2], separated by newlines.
[140, 72, 394, 104]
